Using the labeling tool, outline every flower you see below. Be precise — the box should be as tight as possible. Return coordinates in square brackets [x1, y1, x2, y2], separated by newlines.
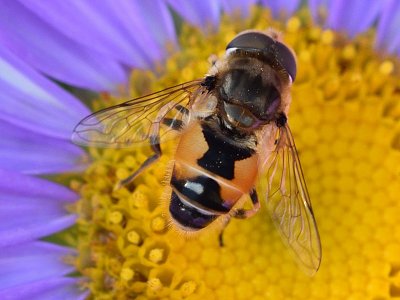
[1, 1, 400, 299]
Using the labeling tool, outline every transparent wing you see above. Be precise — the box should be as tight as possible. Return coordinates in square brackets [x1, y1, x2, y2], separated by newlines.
[71, 79, 204, 148]
[261, 124, 322, 275]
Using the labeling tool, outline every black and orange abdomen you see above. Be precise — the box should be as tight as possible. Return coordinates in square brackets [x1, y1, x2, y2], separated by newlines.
[169, 121, 259, 231]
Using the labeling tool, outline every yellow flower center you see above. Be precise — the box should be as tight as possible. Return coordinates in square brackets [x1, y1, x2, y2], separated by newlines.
[70, 7, 400, 299]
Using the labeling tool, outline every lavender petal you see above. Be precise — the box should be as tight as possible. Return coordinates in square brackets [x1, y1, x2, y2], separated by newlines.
[261, 0, 301, 18]
[19, 0, 176, 68]
[0, 46, 90, 139]
[327, 0, 382, 37]
[166, 0, 221, 29]
[0, 277, 86, 300]
[0, 241, 76, 290]
[308, 0, 330, 24]
[0, 120, 87, 174]
[0, 0, 127, 91]
[0, 170, 78, 247]
[220, 0, 258, 17]
[376, 0, 400, 54]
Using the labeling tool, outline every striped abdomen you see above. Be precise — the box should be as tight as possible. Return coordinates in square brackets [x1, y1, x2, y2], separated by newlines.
[169, 121, 259, 231]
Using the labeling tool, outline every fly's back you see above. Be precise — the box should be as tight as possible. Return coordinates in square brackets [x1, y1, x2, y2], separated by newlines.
[169, 120, 259, 231]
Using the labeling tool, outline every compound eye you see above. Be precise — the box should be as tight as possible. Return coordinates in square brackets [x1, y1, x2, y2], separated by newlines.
[226, 32, 297, 82]
[226, 31, 276, 51]
[274, 40, 297, 82]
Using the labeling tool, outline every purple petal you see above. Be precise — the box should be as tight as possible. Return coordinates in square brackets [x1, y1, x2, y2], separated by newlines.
[0, 170, 77, 247]
[0, 277, 87, 300]
[19, 0, 176, 68]
[0, 46, 90, 139]
[326, 0, 382, 37]
[125, 0, 177, 61]
[376, 0, 400, 54]
[0, 0, 127, 91]
[221, 0, 258, 17]
[0, 241, 76, 290]
[308, 0, 330, 24]
[261, 0, 301, 18]
[0, 120, 87, 174]
[166, 0, 221, 29]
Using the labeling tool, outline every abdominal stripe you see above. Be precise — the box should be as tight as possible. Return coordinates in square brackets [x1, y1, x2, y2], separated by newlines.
[169, 191, 217, 230]
[197, 124, 254, 180]
[171, 174, 231, 213]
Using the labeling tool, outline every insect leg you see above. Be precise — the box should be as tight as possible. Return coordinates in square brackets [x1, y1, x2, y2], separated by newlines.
[218, 218, 231, 247]
[218, 190, 260, 246]
[161, 104, 189, 130]
[115, 135, 161, 189]
[174, 104, 189, 115]
[218, 230, 225, 247]
[116, 104, 188, 189]
[162, 118, 184, 131]
[232, 189, 260, 219]
[217, 190, 259, 246]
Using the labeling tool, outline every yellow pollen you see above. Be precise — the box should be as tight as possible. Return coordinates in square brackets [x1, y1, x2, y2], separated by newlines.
[148, 278, 162, 291]
[123, 155, 136, 167]
[379, 60, 394, 75]
[321, 29, 334, 44]
[116, 168, 130, 180]
[72, 6, 400, 300]
[148, 248, 164, 263]
[69, 179, 82, 191]
[180, 281, 197, 297]
[120, 268, 135, 281]
[342, 45, 356, 60]
[109, 211, 123, 224]
[151, 216, 166, 232]
[127, 230, 141, 245]
[308, 27, 322, 41]
[298, 50, 311, 62]
[129, 190, 148, 209]
[286, 17, 301, 32]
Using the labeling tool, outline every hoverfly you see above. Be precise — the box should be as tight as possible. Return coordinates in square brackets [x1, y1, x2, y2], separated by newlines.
[72, 29, 322, 275]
